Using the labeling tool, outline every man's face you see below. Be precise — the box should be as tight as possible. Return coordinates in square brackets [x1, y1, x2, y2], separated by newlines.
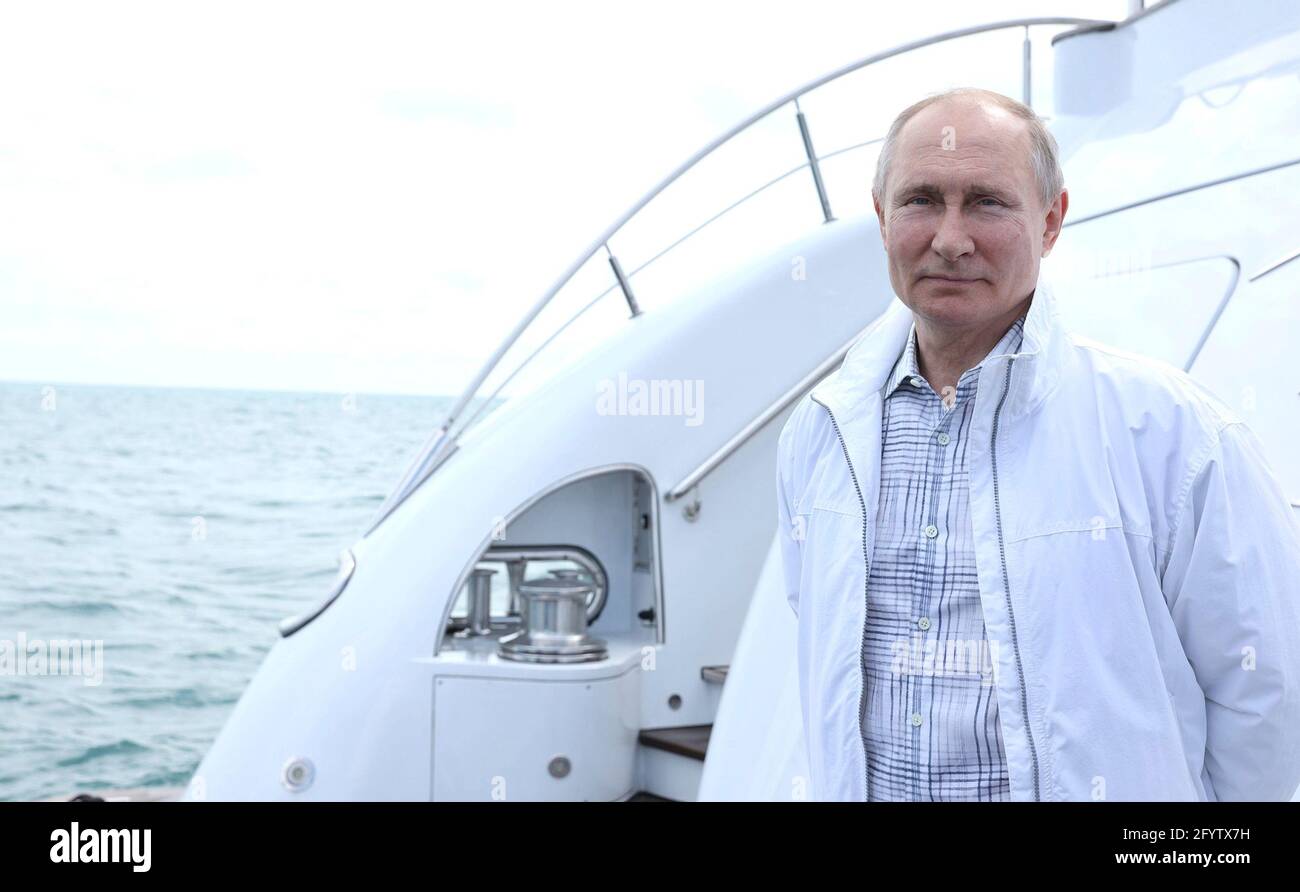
[873, 99, 1067, 331]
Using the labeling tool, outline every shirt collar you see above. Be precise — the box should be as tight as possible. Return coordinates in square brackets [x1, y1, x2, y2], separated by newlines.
[882, 314, 1027, 400]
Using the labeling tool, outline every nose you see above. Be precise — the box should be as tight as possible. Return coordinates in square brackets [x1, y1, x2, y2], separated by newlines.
[930, 204, 974, 263]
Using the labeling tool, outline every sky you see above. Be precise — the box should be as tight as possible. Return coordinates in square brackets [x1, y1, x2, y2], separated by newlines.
[0, 0, 1131, 397]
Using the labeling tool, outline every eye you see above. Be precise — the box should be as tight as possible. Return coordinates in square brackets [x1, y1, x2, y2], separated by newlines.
[906, 195, 932, 206]
[975, 197, 1002, 207]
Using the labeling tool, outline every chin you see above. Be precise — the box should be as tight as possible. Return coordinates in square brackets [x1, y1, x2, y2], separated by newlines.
[908, 285, 990, 321]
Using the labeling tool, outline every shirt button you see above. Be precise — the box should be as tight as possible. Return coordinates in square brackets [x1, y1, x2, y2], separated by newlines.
[909, 376, 924, 388]
[923, 524, 938, 539]
[936, 432, 951, 445]
[910, 713, 924, 727]
[917, 617, 931, 631]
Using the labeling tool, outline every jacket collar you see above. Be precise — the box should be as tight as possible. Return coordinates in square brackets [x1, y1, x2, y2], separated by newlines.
[812, 270, 1068, 424]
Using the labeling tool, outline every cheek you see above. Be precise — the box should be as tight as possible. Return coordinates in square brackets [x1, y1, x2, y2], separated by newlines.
[972, 217, 1031, 259]
[886, 215, 933, 256]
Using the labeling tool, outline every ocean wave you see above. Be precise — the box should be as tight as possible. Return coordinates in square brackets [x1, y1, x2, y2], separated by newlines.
[55, 738, 149, 768]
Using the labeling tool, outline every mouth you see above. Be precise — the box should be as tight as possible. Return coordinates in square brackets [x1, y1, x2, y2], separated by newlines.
[920, 274, 981, 284]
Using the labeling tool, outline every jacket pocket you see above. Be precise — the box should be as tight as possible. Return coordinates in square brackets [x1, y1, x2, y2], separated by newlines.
[810, 498, 858, 517]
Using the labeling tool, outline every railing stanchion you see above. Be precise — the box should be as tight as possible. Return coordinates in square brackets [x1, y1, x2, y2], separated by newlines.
[795, 99, 835, 223]
[605, 244, 642, 317]
[1022, 25, 1033, 106]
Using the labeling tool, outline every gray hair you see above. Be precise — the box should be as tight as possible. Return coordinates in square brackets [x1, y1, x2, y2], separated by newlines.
[871, 87, 1064, 210]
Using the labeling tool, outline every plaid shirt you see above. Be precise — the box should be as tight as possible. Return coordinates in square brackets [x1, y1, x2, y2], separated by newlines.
[862, 313, 1026, 801]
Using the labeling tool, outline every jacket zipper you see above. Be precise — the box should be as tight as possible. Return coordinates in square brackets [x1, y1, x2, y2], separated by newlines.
[990, 357, 1042, 801]
[809, 394, 871, 801]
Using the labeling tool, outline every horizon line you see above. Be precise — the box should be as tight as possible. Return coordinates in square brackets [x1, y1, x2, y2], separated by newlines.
[0, 376, 458, 401]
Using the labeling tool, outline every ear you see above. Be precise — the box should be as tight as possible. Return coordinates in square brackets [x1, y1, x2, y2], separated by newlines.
[1040, 188, 1068, 257]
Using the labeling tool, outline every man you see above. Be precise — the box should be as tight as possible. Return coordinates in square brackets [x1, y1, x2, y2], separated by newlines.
[775, 87, 1300, 801]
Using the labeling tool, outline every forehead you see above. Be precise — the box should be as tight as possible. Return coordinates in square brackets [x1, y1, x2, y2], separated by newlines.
[891, 99, 1035, 191]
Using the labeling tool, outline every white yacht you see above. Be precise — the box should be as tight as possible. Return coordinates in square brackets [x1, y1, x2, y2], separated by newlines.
[178, 0, 1300, 801]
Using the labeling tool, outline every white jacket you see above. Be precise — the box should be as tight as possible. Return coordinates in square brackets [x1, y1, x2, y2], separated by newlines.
[776, 273, 1300, 801]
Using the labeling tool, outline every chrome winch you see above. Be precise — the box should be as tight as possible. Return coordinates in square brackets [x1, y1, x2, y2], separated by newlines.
[497, 568, 608, 663]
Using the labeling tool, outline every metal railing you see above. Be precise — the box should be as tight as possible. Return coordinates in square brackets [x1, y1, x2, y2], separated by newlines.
[665, 323, 880, 504]
[367, 15, 1115, 535]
